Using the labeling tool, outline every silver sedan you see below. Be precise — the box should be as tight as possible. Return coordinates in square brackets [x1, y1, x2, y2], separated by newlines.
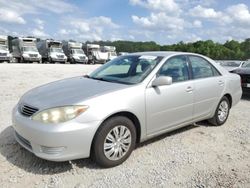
[12, 52, 242, 167]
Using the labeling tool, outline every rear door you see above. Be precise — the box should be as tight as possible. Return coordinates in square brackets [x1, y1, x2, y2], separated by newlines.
[146, 55, 194, 135]
[188, 55, 224, 120]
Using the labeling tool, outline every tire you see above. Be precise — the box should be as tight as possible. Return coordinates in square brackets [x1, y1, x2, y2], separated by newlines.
[209, 96, 230, 126]
[91, 116, 136, 168]
[20, 57, 24, 63]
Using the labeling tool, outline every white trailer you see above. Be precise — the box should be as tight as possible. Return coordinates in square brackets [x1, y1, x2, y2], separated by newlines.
[85, 44, 109, 64]
[37, 39, 67, 63]
[11, 37, 41, 63]
[0, 35, 11, 63]
[62, 41, 88, 64]
[102, 46, 117, 61]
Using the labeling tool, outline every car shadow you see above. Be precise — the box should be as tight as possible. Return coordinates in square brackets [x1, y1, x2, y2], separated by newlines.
[0, 126, 100, 174]
[136, 123, 200, 148]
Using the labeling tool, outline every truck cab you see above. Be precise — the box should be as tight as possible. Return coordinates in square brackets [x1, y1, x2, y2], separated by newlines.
[0, 35, 12, 63]
[12, 37, 41, 63]
[62, 42, 88, 64]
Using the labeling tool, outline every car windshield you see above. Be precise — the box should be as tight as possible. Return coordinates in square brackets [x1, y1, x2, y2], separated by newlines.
[73, 49, 84, 54]
[51, 48, 63, 53]
[89, 55, 163, 85]
[242, 62, 250, 68]
[220, 61, 241, 67]
[0, 45, 7, 50]
[23, 46, 38, 52]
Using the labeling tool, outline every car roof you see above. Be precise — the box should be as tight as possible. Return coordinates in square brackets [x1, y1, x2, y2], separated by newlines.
[129, 51, 201, 57]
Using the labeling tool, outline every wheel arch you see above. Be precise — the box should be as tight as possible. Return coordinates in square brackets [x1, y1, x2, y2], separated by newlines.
[92, 111, 142, 146]
[223, 93, 232, 108]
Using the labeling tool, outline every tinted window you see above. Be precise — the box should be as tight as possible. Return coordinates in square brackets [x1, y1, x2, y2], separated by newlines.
[158, 56, 189, 83]
[189, 56, 220, 79]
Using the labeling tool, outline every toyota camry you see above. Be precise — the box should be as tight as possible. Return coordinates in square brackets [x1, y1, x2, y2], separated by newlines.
[12, 52, 242, 167]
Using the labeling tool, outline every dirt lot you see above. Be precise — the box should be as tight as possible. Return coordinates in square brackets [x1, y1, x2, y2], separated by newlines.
[0, 63, 249, 188]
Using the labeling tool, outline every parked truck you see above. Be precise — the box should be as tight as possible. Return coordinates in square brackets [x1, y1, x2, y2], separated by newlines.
[62, 41, 88, 64]
[37, 39, 67, 63]
[102, 46, 117, 61]
[0, 35, 11, 63]
[11, 37, 41, 63]
[84, 44, 109, 64]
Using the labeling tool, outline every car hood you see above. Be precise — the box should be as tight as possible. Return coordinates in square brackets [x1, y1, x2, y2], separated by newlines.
[51, 52, 65, 56]
[222, 66, 238, 72]
[20, 77, 130, 109]
[0, 49, 9, 53]
[231, 68, 250, 74]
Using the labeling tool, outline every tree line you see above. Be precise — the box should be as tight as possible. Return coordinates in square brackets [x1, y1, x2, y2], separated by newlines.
[91, 39, 250, 60]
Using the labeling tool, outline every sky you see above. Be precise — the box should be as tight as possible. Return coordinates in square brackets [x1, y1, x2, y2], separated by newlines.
[0, 0, 250, 45]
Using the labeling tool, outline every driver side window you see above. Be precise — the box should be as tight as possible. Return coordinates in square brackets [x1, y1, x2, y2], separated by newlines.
[158, 56, 189, 83]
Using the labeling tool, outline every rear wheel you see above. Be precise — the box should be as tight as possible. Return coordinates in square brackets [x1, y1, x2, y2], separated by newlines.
[209, 96, 230, 126]
[91, 116, 136, 168]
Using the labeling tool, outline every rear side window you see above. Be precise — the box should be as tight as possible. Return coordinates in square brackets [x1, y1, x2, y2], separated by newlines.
[158, 56, 189, 83]
[189, 56, 221, 79]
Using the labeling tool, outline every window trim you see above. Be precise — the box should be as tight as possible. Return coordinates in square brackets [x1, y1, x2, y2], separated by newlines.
[156, 55, 191, 83]
[187, 55, 222, 80]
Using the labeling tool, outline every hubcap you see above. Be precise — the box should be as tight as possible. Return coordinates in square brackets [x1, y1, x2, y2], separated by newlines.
[103, 125, 131, 161]
[218, 100, 229, 122]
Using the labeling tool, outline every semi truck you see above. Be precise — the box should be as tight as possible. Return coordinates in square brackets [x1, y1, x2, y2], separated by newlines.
[62, 41, 88, 64]
[84, 44, 109, 64]
[37, 39, 67, 63]
[102, 46, 117, 61]
[0, 35, 11, 63]
[11, 37, 41, 63]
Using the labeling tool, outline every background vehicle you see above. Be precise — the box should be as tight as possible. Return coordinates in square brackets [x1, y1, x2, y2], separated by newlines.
[11, 37, 41, 63]
[12, 52, 242, 167]
[219, 60, 245, 72]
[62, 41, 88, 64]
[118, 52, 129, 56]
[230, 61, 250, 94]
[37, 39, 67, 64]
[0, 35, 11, 63]
[101, 46, 117, 61]
[84, 44, 108, 64]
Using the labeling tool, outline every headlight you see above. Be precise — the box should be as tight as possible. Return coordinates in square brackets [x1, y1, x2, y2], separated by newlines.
[22, 54, 29, 58]
[32, 105, 88, 124]
[73, 55, 79, 59]
[51, 55, 57, 59]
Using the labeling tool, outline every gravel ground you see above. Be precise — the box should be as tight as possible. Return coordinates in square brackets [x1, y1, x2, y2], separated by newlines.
[0, 63, 249, 188]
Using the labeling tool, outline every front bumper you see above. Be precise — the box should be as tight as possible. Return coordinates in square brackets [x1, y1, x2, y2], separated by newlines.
[74, 58, 88, 63]
[12, 106, 101, 161]
[0, 56, 10, 61]
[51, 57, 67, 62]
[23, 57, 41, 62]
[242, 86, 250, 94]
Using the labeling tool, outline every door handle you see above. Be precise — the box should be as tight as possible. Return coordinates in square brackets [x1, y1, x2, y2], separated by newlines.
[218, 80, 224, 86]
[186, 86, 193, 93]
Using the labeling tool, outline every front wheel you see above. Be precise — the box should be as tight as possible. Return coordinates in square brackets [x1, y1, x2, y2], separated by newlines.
[91, 116, 136, 168]
[209, 96, 230, 126]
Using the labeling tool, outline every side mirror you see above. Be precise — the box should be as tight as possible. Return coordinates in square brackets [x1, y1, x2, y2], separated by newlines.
[152, 76, 172, 87]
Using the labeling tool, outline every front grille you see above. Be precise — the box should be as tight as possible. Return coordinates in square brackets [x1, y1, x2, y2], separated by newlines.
[19, 104, 39, 117]
[57, 55, 64, 58]
[0, 52, 7, 56]
[79, 56, 85, 60]
[29, 54, 38, 58]
[15, 131, 32, 150]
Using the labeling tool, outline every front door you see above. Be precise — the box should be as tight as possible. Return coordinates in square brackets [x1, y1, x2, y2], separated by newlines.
[146, 55, 194, 135]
